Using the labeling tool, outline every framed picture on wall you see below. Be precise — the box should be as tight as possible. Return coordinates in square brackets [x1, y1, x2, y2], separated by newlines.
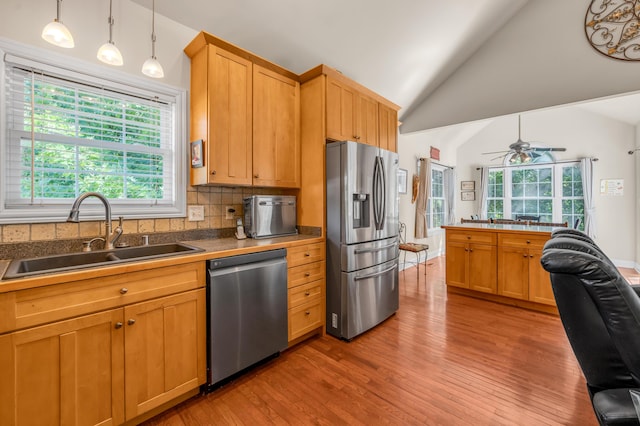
[398, 169, 408, 194]
[461, 191, 475, 201]
[461, 181, 475, 191]
[191, 139, 204, 168]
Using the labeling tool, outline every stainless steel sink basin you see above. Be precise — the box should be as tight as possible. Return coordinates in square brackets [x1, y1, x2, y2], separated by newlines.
[2, 242, 204, 280]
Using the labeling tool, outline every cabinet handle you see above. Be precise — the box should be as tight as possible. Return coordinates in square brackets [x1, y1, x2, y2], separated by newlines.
[115, 322, 123, 329]
[254, 174, 259, 179]
[305, 291, 311, 296]
[304, 272, 311, 277]
[467, 236, 471, 239]
[469, 249, 473, 252]
[211, 170, 216, 175]
[120, 287, 128, 294]
[530, 255, 534, 258]
[127, 319, 136, 326]
[305, 310, 311, 316]
[526, 240, 531, 244]
[523, 254, 528, 258]
[304, 252, 310, 257]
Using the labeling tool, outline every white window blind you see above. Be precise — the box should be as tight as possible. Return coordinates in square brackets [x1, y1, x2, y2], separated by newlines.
[1, 48, 185, 222]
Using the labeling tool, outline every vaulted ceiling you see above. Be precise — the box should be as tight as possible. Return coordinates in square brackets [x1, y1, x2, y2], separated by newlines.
[132, 0, 528, 123]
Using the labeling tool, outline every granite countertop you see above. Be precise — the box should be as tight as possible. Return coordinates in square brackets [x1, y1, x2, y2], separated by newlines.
[0, 234, 323, 292]
[442, 223, 559, 234]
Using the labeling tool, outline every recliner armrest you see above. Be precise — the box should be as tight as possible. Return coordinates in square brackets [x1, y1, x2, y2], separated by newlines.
[631, 285, 640, 298]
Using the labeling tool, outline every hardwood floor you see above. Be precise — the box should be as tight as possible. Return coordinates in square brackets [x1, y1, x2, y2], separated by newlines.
[143, 256, 622, 426]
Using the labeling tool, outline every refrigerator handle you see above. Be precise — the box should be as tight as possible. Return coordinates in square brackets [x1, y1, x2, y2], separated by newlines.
[354, 263, 398, 281]
[379, 157, 386, 230]
[372, 157, 380, 229]
[354, 241, 397, 254]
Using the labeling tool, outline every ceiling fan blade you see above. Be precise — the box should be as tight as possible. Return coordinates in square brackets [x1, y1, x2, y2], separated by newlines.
[531, 147, 566, 152]
[490, 153, 508, 161]
[482, 150, 510, 155]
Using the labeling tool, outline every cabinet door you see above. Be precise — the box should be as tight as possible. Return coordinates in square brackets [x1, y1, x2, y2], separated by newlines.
[498, 246, 529, 300]
[326, 77, 356, 141]
[124, 289, 206, 421]
[446, 242, 469, 288]
[528, 249, 556, 305]
[356, 93, 379, 146]
[378, 103, 397, 152]
[207, 45, 253, 185]
[253, 65, 301, 188]
[0, 309, 124, 426]
[468, 244, 497, 294]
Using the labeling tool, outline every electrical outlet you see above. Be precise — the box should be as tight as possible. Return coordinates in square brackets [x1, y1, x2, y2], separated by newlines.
[225, 206, 235, 220]
[187, 205, 204, 221]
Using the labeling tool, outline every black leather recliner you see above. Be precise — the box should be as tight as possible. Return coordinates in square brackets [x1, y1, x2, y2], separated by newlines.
[541, 230, 640, 425]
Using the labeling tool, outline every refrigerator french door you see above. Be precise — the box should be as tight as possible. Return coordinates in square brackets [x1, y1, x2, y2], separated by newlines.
[326, 141, 400, 340]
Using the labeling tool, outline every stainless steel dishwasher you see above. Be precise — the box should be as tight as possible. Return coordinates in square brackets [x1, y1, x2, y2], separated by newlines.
[206, 248, 288, 388]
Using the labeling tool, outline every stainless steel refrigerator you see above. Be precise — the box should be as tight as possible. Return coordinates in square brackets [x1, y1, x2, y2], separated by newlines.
[326, 141, 399, 340]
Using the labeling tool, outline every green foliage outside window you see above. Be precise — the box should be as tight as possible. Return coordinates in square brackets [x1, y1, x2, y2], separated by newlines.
[18, 78, 165, 200]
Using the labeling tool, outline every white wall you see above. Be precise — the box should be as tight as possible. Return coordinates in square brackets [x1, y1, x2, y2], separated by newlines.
[401, 0, 640, 132]
[397, 132, 458, 260]
[0, 0, 197, 90]
[412, 106, 637, 265]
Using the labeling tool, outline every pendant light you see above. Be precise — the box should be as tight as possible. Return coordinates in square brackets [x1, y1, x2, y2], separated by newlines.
[141, 0, 164, 78]
[97, 0, 123, 66]
[42, 0, 75, 48]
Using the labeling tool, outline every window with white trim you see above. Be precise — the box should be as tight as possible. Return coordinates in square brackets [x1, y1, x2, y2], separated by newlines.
[1, 45, 185, 223]
[427, 165, 446, 229]
[486, 162, 584, 230]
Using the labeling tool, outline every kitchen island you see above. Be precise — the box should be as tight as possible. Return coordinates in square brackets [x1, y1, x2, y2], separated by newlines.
[442, 223, 559, 314]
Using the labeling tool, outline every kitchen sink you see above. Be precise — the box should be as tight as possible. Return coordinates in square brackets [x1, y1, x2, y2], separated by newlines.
[2, 242, 204, 280]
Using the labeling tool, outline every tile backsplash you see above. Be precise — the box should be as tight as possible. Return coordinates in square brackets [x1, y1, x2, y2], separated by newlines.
[0, 186, 284, 244]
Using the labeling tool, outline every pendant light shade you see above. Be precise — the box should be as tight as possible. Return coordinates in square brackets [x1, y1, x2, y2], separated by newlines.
[141, 0, 164, 78]
[141, 57, 164, 78]
[97, 0, 123, 66]
[42, 0, 74, 48]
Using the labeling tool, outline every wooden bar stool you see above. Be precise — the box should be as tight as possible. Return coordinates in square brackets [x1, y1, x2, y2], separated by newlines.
[398, 222, 429, 281]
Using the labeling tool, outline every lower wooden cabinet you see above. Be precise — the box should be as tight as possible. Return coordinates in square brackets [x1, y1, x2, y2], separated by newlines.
[286, 241, 325, 342]
[498, 234, 554, 306]
[445, 231, 497, 294]
[0, 262, 207, 426]
[124, 289, 206, 421]
[0, 309, 125, 426]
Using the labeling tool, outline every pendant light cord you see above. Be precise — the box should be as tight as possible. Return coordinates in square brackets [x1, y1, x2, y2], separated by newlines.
[108, 0, 114, 43]
[151, 0, 157, 59]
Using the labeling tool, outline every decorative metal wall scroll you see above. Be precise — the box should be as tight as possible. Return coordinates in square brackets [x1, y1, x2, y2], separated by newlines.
[585, 0, 640, 60]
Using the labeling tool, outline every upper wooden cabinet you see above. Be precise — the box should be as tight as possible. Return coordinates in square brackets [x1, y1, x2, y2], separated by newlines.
[253, 65, 301, 188]
[378, 103, 398, 152]
[185, 32, 301, 188]
[190, 44, 253, 186]
[304, 65, 399, 151]
[326, 77, 378, 146]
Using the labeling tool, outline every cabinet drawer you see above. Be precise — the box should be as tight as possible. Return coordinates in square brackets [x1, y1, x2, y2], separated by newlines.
[288, 261, 325, 288]
[447, 230, 496, 245]
[498, 233, 550, 249]
[287, 242, 325, 267]
[289, 299, 323, 341]
[2, 262, 205, 333]
[288, 280, 323, 309]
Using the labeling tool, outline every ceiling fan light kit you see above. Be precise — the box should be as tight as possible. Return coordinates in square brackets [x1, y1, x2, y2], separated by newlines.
[482, 115, 566, 164]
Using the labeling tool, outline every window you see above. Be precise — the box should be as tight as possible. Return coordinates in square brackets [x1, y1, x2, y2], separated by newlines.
[485, 162, 584, 229]
[427, 165, 446, 229]
[0, 43, 186, 223]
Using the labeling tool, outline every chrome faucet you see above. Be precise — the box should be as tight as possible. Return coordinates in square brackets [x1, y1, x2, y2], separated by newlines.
[66, 192, 123, 250]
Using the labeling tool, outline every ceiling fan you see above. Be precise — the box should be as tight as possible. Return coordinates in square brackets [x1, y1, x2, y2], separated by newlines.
[482, 115, 566, 163]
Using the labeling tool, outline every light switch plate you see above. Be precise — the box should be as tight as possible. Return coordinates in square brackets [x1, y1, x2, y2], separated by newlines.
[188, 205, 204, 221]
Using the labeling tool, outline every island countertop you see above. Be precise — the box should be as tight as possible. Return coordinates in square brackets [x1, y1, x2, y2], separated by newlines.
[442, 223, 561, 235]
